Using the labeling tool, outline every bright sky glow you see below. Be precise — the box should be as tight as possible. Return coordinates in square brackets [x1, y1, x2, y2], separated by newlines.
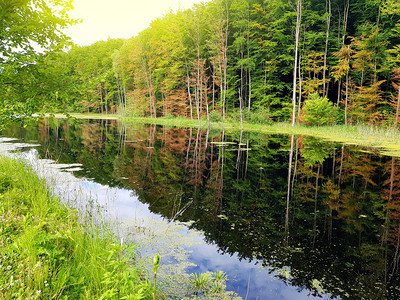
[63, 0, 211, 46]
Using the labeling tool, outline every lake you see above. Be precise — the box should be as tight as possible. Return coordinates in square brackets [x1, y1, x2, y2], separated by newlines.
[1, 117, 399, 299]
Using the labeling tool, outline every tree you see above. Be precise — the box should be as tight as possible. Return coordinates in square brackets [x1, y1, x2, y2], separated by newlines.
[292, 0, 303, 126]
[302, 93, 335, 126]
[0, 0, 76, 124]
[331, 45, 353, 125]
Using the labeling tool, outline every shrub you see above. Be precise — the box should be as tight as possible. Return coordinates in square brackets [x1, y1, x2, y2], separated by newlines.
[228, 107, 272, 125]
[302, 93, 336, 126]
[245, 107, 271, 125]
[209, 110, 223, 122]
[163, 113, 176, 119]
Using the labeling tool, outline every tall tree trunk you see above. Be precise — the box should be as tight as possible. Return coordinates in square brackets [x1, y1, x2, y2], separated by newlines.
[342, 0, 349, 45]
[240, 51, 244, 112]
[396, 87, 400, 128]
[239, 89, 244, 131]
[186, 71, 193, 120]
[345, 71, 349, 125]
[222, 0, 229, 120]
[123, 82, 127, 112]
[105, 89, 108, 115]
[144, 63, 153, 118]
[248, 70, 252, 112]
[205, 78, 210, 130]
[337, 78, 342, 107]
[149, 68, 156, 118]
[323, 0, 331, 97]
[292, 0, 302, 126]
[298, 52, 303, 118]
[212, 68, 215, 110]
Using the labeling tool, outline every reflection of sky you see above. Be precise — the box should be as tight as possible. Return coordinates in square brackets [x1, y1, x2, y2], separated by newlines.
[187, 241, 326, 300]
[0, 138, 335, 300]
[80, 180, 162, 221]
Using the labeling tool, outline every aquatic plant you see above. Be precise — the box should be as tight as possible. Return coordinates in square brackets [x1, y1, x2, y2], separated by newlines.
[186, 271, 240, 299]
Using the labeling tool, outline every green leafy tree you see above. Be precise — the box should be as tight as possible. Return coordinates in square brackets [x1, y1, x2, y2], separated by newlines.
[0, 0, 76, 124]
[302, 93, 336, 125]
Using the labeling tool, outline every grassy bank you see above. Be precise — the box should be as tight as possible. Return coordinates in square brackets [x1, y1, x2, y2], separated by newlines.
[121, 116, 400, 157]
[0, 156, 153, 299]
[43, 113, 400, 156]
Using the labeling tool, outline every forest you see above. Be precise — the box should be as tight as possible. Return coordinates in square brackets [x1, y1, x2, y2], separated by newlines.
[2, 0, 400, 127]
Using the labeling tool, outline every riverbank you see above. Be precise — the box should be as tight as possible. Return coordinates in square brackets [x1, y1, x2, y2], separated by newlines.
[40, 113, 400, 157]
[0, 156, 153, 299]
[122, 116, 400, 157]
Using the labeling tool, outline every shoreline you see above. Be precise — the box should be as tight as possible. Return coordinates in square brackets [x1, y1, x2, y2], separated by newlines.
[38, 113, 400, 157]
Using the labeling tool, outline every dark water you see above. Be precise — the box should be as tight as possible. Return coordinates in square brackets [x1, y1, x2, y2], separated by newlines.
[2, 118, 400, 299]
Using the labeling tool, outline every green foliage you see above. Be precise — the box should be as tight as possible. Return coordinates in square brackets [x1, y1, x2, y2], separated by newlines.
[0, 0, 77, 125]
[209, 110, 223, 122]
[302, 93, 336, 126]
[0, 156, 152, 299]
[185, 271, 240, 299]
[245, 107, 272, 125]
[152, 253, 161, 300]
[163, 114, 176, 119]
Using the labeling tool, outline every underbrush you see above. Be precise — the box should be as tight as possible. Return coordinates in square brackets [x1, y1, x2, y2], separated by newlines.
[0, 156, 154, 299]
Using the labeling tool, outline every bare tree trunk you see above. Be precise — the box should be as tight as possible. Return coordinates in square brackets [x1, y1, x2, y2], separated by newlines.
[239, 89, 244, 131]
[123, 82, 127, 112]
[212, 69, 215, 110]
[345, 71, 349, 125]
[323, 0, 331, 97]
[337, 78, 342, 107]
[292, 0, 302, 126]
[396, 87, 400, 128]
[149, 68, 156, 118]
[99, 87, 104, 114]
[116, 79, 122, 111]
[205, 82, 210, 130]
[298, 53, 303, 118]
[195, 86, 201, 126]
[144, 63, 153, 118]
[105, 90, 108, 115]
[342, 0, 349, 45]
[222, 0, 229, 120]
[186, 72, 193, 120]
[248, 70, 252, 112]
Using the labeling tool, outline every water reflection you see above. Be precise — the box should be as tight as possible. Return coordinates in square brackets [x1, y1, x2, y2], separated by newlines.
[2, 118, 400, 299]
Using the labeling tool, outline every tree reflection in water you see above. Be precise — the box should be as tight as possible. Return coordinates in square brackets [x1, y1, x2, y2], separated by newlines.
[2, 118, 400, 299]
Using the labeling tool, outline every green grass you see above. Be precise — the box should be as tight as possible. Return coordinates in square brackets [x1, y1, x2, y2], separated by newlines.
[35, 113, 120, 120]
[42, 113, 400, 157]
[0, 156, 154, 299]
[121, 116, 400, 156]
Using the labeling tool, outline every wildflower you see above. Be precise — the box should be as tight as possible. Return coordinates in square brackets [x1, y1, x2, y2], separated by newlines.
[36, 290, 41, 295]
[6, 265, 12, 270]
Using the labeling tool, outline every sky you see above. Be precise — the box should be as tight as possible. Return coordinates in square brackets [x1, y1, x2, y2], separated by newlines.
[63, 0, 211, 46]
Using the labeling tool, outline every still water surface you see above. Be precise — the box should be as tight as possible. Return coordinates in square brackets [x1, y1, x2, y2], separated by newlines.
[1, 118, 400, 299]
